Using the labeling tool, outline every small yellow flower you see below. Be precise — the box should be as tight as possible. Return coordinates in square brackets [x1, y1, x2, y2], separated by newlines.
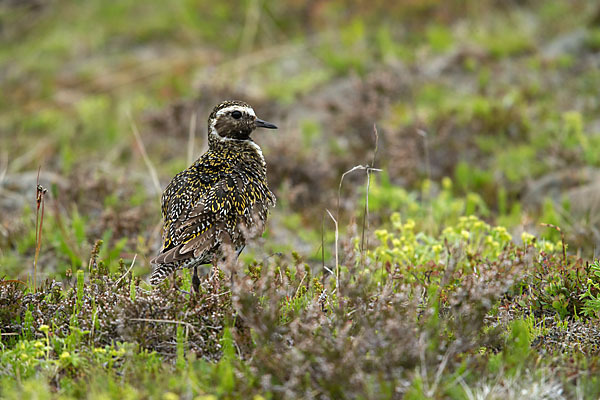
[542, 242, 555, 252]
[421, 179, 431, 193]
[375, 229, 389, 242]
[60, 351, 71, 360]
[442, 177, 452, 190]
[38, 325, 49, 333]
[391, 213, 402, 229]
[404, 219, 415, 230]
[521, 232, 535, 245]
[443, 227, 454, 235]
[460, 230, 470, 240]
[494, 226, 512, 242]
[163, 392, 180, 400]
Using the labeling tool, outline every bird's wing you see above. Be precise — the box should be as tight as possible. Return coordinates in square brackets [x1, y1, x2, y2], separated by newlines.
[152, 166, 273, 266]
[157, 153, 223, 253]
[160, 172, 183, 219]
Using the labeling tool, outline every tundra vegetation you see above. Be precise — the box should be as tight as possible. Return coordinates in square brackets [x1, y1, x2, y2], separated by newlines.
[1, 0, 600, 398]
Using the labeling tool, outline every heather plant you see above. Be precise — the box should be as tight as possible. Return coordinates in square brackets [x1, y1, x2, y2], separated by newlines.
[4, 201, 600, 398]
[3, 0, 600, 398]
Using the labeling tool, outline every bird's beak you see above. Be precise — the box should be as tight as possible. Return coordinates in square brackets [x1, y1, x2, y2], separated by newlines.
[255, 118, 278, 129]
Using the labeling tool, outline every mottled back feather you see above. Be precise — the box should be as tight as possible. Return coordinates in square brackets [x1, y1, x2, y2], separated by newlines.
[150, 101, 276, 286]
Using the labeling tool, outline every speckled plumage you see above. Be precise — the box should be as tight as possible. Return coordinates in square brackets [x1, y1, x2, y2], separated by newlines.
[150, 100, 276, 287]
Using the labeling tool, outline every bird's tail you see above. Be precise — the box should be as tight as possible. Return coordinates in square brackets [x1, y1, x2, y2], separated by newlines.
[149, 262, 178, 286]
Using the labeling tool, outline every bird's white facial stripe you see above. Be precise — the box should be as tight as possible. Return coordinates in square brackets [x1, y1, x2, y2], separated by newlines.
[208, 105, 266, 166]
[215, 105, 256, 118]
[210, 105, 257, 139]
[208, 125, 265, 165]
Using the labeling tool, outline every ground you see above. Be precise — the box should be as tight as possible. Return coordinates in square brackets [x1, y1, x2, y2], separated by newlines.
[1, 0, 600, 398]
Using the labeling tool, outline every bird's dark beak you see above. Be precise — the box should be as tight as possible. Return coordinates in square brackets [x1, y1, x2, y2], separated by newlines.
[255, 118, 277, 129]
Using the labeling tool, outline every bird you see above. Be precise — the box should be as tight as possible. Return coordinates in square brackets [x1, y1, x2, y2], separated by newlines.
[150, 100, 277, 292]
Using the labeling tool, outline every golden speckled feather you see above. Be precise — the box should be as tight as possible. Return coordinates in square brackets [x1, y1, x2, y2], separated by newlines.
[150, 100, 276, 287]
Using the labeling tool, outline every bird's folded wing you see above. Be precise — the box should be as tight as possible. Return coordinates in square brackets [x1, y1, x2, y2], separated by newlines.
[152, 171, 267, 265]
[150, 219, 223, 265]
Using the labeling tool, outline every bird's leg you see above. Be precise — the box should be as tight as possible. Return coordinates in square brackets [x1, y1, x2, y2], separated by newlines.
[236, 245, 246, 259]
[229, 245, 244, 293]
[170, 269, 177, 290]
[192, 265, 201, 294]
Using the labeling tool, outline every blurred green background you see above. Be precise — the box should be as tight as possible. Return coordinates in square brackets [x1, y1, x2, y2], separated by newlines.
[1, 0, 599, 281]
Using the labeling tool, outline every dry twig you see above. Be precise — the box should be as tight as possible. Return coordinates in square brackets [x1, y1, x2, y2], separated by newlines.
[541, 223, 567, 267]
[113, 254, 137, 288]
[326, 209, 339, 295]
[33, 167, 47, 292]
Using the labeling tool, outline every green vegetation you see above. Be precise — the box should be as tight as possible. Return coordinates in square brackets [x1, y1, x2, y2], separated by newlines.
[2, 0, 600, 398]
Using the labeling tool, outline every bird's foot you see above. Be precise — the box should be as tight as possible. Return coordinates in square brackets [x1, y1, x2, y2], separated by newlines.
[192, 266, 201, 295]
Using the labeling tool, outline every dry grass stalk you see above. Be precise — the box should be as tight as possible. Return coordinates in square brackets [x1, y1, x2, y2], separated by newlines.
[113, 254, 137, 288]
[541, 223, 567, 267]
[33, 167, 47, 292]
[326, 209, 339, 295]
[360, 124, 380, 266]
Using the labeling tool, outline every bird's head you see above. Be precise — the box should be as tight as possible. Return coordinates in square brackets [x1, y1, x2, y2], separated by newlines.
[208, 100, 277, 143]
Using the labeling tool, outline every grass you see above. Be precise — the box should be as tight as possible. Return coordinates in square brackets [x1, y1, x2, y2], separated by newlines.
[3, 203, 600, 398]
[2, 0, 600, 398]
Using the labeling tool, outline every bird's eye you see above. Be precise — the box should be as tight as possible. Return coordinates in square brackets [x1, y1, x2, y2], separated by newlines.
[231, 111, 242, 119]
